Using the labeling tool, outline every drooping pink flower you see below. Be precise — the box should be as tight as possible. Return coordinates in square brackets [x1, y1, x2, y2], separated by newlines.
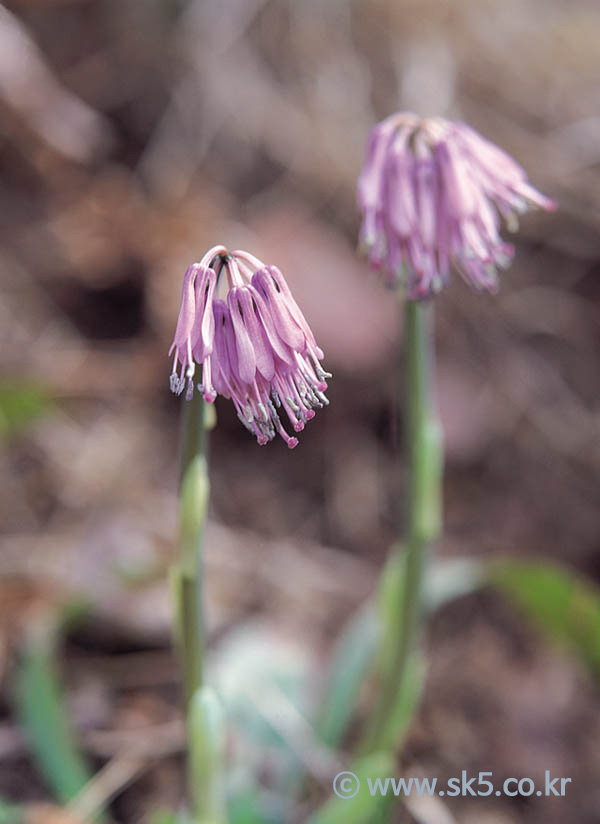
[169, 246, 330, 448]
[357, 113, 556, 298]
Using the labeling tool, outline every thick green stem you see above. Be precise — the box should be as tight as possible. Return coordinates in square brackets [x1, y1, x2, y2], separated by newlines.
[177, 388, 209, 705]
[365, 299, 442, 751]
[173, 390, 225, 823]
[396, 299, 442, 677]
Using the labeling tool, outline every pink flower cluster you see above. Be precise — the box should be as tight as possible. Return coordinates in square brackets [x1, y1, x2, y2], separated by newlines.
[169, 246, 330, 448]
[358, 113, 556, 298]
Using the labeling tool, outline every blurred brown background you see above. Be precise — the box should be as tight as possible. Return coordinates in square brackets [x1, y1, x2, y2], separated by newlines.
[0, 1, 599, 822]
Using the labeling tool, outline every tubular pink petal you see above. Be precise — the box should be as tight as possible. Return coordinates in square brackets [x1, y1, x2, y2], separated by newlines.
[252, 268, 305, 351]
[200, 267, 217, 348]
[246, 284, 295, 367]
[235, 287, 275, 381]
[227, 287, 257, 386]
[514, 181, 557, 212]
[456, 123, 527, 184]
[436, 140, 477, 219]
[191, 266, 217, 361]
[264, 265, 319, 350]
[415, 157, 438, 250]
[212, 300, 235, 397]
[384, 128, 417, 237]
[171, 263, 199, 349]
[357, 118, 397, 214]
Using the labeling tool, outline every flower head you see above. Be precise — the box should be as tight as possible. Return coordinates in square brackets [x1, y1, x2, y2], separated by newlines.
[169, 246, 330, 448]
[357, 113, 556, 298]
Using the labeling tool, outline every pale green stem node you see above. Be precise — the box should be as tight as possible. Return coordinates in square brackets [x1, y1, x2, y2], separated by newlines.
[188, 687, 227, 824]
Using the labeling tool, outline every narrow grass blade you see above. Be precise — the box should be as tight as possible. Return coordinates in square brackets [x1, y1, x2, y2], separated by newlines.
[491, 558, 600, 678]
[307, 751, 396, 824]
[15, 638, 93, 805]
[315, 603, 378, 749]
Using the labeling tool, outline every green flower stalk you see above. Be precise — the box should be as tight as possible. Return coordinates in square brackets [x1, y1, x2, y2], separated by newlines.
[175, 388, 210, 708]
[172, 388, 227, 823]
[364, 298, 442, 751]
